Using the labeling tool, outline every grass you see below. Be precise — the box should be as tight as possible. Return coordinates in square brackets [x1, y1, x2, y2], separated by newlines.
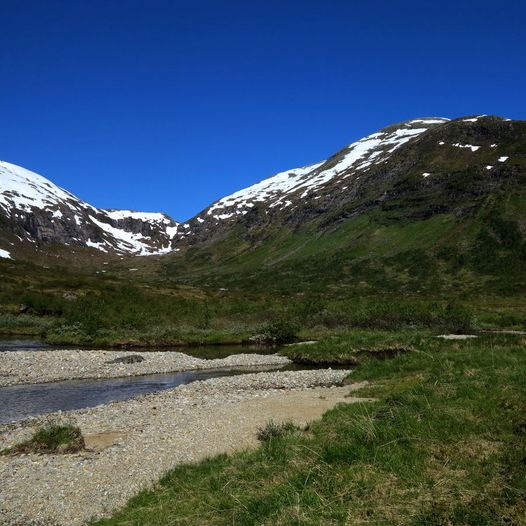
[2, 421, 85, 455]
[282, 329, 423, 365]
[91, 332, 526, 525]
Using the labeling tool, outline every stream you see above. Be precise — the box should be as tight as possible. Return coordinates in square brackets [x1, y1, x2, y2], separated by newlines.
[0, 338, 288, 424]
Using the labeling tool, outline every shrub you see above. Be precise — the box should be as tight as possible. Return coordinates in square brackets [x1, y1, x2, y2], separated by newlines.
[440, 301, 476, 333]
[261, 319, 298, 343]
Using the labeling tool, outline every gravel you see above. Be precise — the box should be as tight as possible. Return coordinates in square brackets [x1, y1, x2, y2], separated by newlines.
[0, 368, 357, 525]
[0, 350, 291, 387]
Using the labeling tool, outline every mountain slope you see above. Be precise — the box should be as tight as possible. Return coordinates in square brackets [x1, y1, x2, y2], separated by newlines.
[2, 113, 525, 297]
[0, 161, 179, 257]
[176, 117, 451, 243]
[160, 115, 526, 295]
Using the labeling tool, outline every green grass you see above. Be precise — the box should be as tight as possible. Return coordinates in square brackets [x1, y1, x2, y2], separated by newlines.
[91, 332, 526, 525]
[2, 421, 85, 455]
[282, 329, 419, 365]
[0, 313, 53, 336]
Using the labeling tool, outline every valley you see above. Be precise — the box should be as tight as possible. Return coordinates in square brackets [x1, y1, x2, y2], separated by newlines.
[1, 115, 525, 525]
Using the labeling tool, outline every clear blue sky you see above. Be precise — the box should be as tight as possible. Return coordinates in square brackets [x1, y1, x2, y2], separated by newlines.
[1, 0, 525, 221]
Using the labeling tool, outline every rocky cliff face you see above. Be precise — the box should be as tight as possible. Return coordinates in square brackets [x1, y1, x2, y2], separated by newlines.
[0, 161, 179, 257]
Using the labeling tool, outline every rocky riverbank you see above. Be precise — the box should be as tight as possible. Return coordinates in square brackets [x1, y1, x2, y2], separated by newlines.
[0, 349, 291, 387]
[0, 369, 364, 525]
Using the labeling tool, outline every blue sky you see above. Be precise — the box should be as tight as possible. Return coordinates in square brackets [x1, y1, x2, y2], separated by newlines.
[1, 0, 525, 221]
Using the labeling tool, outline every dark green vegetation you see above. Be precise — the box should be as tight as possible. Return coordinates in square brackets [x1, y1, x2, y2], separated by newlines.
[282, 330, 420, 365]
[0, 267, 515, 347]
[1, 421, 85, 455]
[92, 332, 526, 525]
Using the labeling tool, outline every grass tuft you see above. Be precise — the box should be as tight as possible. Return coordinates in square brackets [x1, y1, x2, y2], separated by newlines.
[256, 420, 302, 442]
[1, 421, 85, 455]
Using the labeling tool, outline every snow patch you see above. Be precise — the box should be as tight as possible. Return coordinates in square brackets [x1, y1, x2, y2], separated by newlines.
[452, 143, 480, 152]
[498, 156, 509, 162]
[0, 248, 12, 259]
[462, 115, 486, 122]
[105, 210, 171, 223]
[86, 239, 108, 252]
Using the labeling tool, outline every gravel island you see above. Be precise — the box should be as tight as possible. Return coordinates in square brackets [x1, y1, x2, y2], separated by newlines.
[0, 349, 291, 387]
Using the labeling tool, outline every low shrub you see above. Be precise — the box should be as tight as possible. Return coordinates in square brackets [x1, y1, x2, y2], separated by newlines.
[260, 319, 298, 344]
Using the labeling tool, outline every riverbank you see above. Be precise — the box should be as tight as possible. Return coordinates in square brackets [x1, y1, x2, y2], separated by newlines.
[92, 331, 526, 526]
[0, 349, 291, 387]
[0, 369, 355, 525]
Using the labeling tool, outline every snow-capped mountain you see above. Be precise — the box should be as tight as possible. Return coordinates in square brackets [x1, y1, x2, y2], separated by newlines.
[179, 117, 451, 241]
[1, 114, 520, 262]
[0, 161, 179, 256]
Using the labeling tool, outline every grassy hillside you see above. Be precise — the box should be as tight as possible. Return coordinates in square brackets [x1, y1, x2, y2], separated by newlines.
[1, 188, 525, 345]
[1, 118, 525, 344]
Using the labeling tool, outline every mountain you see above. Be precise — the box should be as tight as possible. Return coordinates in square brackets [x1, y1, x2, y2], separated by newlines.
[2, 114, 525, 298]
[0, 160, 179, 258]
[175, 117, 451, 244]
[160, 114, 526, 295]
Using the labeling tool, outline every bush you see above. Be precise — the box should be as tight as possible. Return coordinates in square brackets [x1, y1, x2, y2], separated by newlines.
[261, 320, 298, 343]
[440, 301, 476, 333]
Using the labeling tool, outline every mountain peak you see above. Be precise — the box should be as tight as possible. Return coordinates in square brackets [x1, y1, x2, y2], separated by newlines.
[0, 160, 179, 257]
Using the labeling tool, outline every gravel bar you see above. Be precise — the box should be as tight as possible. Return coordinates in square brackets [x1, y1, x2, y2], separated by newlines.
[0, 369, 360, 525]
[0, 350, 291, 387]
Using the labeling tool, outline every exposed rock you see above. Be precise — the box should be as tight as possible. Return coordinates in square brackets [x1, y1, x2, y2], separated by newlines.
[108, 354, 145, 364]
[62, 292, 77, 301]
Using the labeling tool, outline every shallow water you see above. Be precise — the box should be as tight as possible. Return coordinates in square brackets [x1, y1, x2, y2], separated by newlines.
[0, 337, 51, 352]
[0, 337, 278, 359]
[0, 338, 290, 424]
[0, 365, 289, 425]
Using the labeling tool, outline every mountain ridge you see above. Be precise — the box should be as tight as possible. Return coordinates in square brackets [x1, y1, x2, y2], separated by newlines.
[0, 160, 179, 258]
[1, 114, 524, 270]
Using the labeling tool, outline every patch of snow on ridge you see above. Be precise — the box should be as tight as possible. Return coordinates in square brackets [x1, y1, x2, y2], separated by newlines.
[452, 143, 480, 152]
[89, 215, 161, 255]
[462, 115, 487, 122]
[422, 173, 431, 178]
[498, 156, 509, 162]
[206, 162, 325, 217]
[409, 118, 450, 125]
[0, 248, 12, 259]
[105, 210, 171, 223]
